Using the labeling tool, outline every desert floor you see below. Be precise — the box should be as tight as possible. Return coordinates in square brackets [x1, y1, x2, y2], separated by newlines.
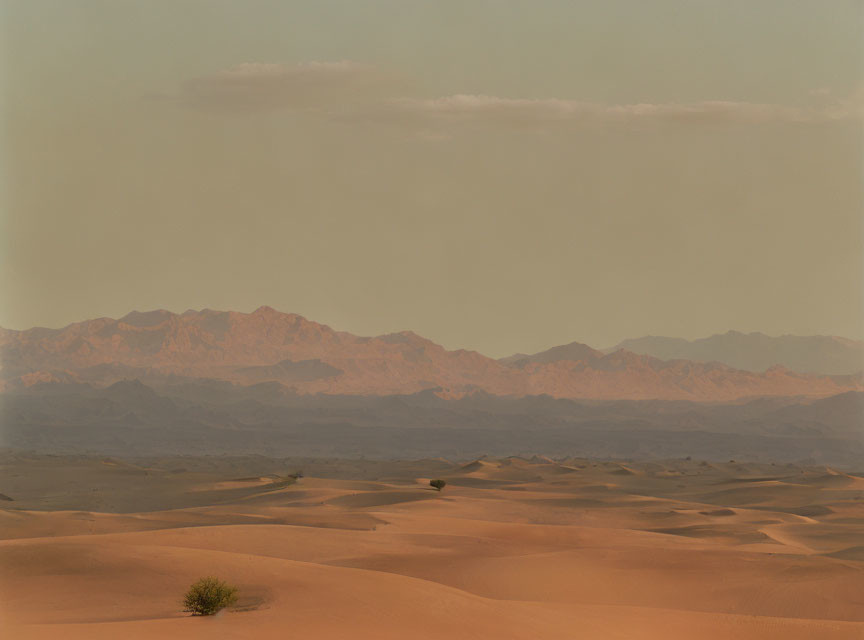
[1, 452, 863, 639]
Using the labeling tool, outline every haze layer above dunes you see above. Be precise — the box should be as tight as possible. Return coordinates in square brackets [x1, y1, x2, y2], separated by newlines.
[4, 380, 863, 466]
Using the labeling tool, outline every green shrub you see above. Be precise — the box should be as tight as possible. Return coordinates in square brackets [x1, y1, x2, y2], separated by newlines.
[183, 576, 238, 616]
[430, 478, 446, 491]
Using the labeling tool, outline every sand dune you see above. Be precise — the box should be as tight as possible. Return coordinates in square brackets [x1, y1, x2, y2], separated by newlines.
[1, 454, 862, 639]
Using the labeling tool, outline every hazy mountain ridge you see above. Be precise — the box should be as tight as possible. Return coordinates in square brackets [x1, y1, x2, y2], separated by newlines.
[1, 308, 861, 402]
[3, 380, 862, 464]
[606, 331, 863, 375]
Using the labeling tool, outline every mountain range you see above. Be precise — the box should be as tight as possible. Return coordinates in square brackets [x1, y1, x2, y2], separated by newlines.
[1, 307, 860, 402]
[3, 376, 862, 464]
[606, 332, 863, 376]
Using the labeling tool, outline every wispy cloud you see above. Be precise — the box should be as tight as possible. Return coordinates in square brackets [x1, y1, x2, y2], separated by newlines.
[181, 61, 399, 112]
[180, 62, 862, 127]
[385, 94, 861, 126]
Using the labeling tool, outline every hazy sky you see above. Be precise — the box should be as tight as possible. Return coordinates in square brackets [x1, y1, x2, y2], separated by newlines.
[2, 0, 862, 357]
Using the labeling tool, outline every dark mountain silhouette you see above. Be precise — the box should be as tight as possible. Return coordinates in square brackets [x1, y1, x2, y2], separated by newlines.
[3, 380, 861, 466]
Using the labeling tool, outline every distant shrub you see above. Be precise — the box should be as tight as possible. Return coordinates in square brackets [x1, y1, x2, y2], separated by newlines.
[271, 472, 300, 488]
[183, 577, 238, 616]
[430, 479, 446, 492]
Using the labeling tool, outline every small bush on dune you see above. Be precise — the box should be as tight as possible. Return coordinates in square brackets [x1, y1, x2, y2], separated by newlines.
[183, 576, 238, 616]
[430, 479, 446, 491]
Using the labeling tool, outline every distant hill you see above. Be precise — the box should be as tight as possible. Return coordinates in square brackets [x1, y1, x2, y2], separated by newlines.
[606, 331, 863, 375]
[499, 341, 603, 365]
[0, 308, 861, 402]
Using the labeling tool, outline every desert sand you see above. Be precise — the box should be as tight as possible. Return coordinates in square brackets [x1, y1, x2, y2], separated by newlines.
[1, 453, 863, 639]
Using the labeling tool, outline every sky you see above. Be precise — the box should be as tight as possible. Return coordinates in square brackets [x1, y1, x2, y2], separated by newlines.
[1, 0, 862, 357]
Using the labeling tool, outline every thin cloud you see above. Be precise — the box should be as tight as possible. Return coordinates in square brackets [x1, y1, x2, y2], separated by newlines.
[179, 62, 862, 126]
[386, 94, 861, 126]
[181, 61, 399, 112]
